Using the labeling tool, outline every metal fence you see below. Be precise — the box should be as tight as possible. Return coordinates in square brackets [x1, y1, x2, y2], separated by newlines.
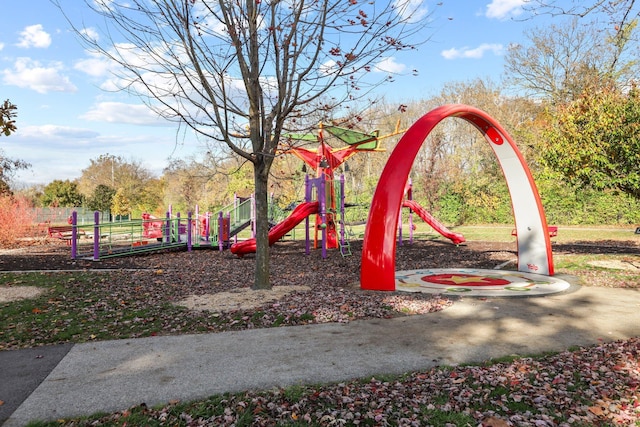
[32, 207, 110, 225]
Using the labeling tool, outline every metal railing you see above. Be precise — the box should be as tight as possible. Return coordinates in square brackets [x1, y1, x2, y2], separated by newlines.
[71, 211, 196, 260]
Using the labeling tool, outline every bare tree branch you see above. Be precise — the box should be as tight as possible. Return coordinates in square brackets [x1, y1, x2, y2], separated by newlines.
[54, 0, 431, 288]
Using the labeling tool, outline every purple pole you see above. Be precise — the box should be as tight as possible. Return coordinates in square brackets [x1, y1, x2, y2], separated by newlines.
[218, 211, 224, 251]
[187, 212, 192, 251]
[340, 175, 345, 247]
[205, 212, 210, 243]
[176, 212, 181, 243]
[319, 176, 327, 259]
[409, 178, 414, 244]
[71, 211, 78, 259]
[93, 211, 100, 261]
[305, 175, 311, 255]
[165, 212, 171, 243]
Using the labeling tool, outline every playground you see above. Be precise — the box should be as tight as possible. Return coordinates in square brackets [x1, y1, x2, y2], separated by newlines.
[2, 105, 640, 425]
[37, 105, 566, 297]
[4, 104, 638, 306]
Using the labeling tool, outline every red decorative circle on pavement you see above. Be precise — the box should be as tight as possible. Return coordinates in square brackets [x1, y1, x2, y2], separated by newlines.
[396, 268, 572, 297]
[423, 273, 511, 287]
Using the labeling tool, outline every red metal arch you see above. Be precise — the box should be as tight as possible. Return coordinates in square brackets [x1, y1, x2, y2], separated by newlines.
[360, 104, 554, 291]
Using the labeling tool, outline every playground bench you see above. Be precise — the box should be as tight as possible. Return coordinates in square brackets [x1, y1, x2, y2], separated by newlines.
[511, 226, 558, 238]
[47, 225, 85, 245]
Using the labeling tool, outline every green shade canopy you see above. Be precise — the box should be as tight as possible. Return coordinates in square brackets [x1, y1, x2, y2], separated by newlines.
[323, 126, 380, 150]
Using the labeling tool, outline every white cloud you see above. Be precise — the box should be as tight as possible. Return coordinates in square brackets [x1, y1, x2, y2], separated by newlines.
[19, 124, 100, 141]
[16, 24, 52, 49]
[74, 53, 116, 78]
[92, 0, 116, 13]
[8, 123, 174, 184]
[485, 0, 525, 20]
[107, 42, 154, 69]
[0, 42, 4, 51]
[191, 2, 228, 36]
[375, 57, 407, 74]
[80, 27, 100, 42]
[80, 102, 170, 126]
[441, 43, 504, 60]
[392, 0, 429, 23]
[319, 59, 338, 76]
[2, 57, 77, 93]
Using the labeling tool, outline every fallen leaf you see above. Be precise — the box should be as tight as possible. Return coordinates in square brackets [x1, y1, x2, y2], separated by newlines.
[589, 405, 605, 416]
[481, 416, 510, 426]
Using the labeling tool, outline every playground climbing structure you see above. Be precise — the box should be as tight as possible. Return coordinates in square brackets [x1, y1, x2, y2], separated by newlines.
[283, 122, 403, 251]
[230, 174, 348, 258]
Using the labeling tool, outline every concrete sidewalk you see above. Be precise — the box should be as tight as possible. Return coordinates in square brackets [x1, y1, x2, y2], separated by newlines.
[3, 285, 640, 426]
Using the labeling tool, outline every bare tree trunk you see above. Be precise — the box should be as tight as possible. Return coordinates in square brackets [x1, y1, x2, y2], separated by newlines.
[252, 162, 270, 289]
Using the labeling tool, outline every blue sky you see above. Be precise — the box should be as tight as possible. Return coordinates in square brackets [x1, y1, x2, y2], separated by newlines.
[1, 0, 549, 187]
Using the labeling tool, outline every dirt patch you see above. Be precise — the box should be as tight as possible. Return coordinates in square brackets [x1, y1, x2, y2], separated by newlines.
[0, 286, 46, 303]
[177, 285, 311, 312]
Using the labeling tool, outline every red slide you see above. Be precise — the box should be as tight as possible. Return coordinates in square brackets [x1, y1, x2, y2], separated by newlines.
[230, 201, 319, 256]
[402, 200, 465, 245]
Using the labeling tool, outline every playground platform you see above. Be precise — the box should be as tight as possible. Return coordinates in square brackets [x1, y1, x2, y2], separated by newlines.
[4, 285, 640, 426]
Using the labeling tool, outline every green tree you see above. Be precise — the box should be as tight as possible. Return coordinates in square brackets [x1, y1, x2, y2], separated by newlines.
[136, 178, 164, 215]
[0, 100, 17, 137]
[111, 188, 131, 219]
[163, 159, 211, 212]
[87, 184, 116, 218]
[540, 81, 640, 199]
[78, 154, 157, 215]
[59, 0, 430, 289]
[41, 180, 84, 207]
[0, 100, 29, 195]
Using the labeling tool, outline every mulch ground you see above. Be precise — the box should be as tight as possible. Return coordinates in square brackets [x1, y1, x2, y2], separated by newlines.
[1, 237, 638, 285]
[5, 238, 637, 271]
[0, 238, 521, 272]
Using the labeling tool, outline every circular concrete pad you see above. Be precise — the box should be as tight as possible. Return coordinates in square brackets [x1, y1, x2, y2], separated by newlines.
[396, 268, 571, 297]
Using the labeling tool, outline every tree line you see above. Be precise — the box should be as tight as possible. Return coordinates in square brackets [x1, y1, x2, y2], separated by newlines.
[13, 76, 640, 227]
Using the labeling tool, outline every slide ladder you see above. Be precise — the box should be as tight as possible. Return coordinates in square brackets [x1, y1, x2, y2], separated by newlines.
[339, 238, 352, 257]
